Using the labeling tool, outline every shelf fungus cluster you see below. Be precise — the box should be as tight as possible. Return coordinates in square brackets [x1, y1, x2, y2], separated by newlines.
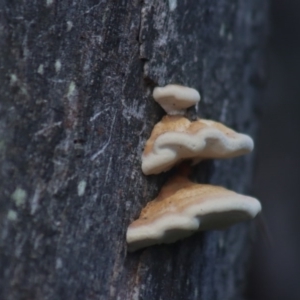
[126, 84, 262, 252]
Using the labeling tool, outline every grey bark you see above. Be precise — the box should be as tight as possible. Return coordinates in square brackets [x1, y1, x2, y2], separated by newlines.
[0, 1, 268, 300]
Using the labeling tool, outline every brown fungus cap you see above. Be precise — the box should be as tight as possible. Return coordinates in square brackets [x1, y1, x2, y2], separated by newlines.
[153, 84, 200, 115]
[126, 173, 261, 252]
[142, 116, 254, 175]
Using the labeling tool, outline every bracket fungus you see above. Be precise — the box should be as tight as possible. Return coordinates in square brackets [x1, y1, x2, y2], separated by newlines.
[126, 173, 261, 252]
[142, 115, 254, 175]
[153, 84, 201, 115]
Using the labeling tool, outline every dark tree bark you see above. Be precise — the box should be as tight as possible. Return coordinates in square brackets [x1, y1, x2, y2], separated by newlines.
[0, 1, 268, 299]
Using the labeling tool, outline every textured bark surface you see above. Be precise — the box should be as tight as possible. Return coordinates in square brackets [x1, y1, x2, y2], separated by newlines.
[0, 1, 268, 299]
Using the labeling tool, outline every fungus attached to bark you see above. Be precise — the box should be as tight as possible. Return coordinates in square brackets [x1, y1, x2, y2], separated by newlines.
[126, 173, 261, 252]
[153, 84, 200, 115]
[142, 116, 254, 175]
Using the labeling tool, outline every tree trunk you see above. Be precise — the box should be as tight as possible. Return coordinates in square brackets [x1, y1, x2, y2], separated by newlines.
[0, 1, 268, 299]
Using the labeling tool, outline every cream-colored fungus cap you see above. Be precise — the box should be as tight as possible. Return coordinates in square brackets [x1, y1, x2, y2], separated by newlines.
[126, 174, 261, 252]
[142, 116, 254, 175]
[153, 84, 200, 115]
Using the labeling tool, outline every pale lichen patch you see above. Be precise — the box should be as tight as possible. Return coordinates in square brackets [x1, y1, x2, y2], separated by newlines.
[31, 185, 43, 215]
[7, 210, 17, 221]
[168, 0, 177, 11]
[77, 180, 87, 196]
[46, 0, 54, 6]
[132, 286, 140, 300]
[219, 23, 226, 37]
[194, 287, 198, 298]
[20, 86, 29, 96]
[10, 74, 18, 85]
[37, 64, 44, 75]
[67, 81, 76, 98]
[55, 59, 62, 73]
[122, 99, 146, 121]
[56, 258, 63, 269]
[11, 188, 27, 207]
[66, 21, 73, 32]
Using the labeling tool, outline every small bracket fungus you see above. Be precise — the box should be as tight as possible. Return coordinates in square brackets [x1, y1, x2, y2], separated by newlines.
[153, 84, 200, 115]
[126, 174, 261, 252]
[142, 116, 254, 175]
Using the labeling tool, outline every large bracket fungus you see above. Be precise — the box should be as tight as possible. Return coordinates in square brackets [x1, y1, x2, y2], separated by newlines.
[127, 173, 261, 252]
[142, 116, 254, 175]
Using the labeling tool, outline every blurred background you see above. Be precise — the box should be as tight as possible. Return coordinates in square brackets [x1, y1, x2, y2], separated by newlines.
[247, 0, 300, 299]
